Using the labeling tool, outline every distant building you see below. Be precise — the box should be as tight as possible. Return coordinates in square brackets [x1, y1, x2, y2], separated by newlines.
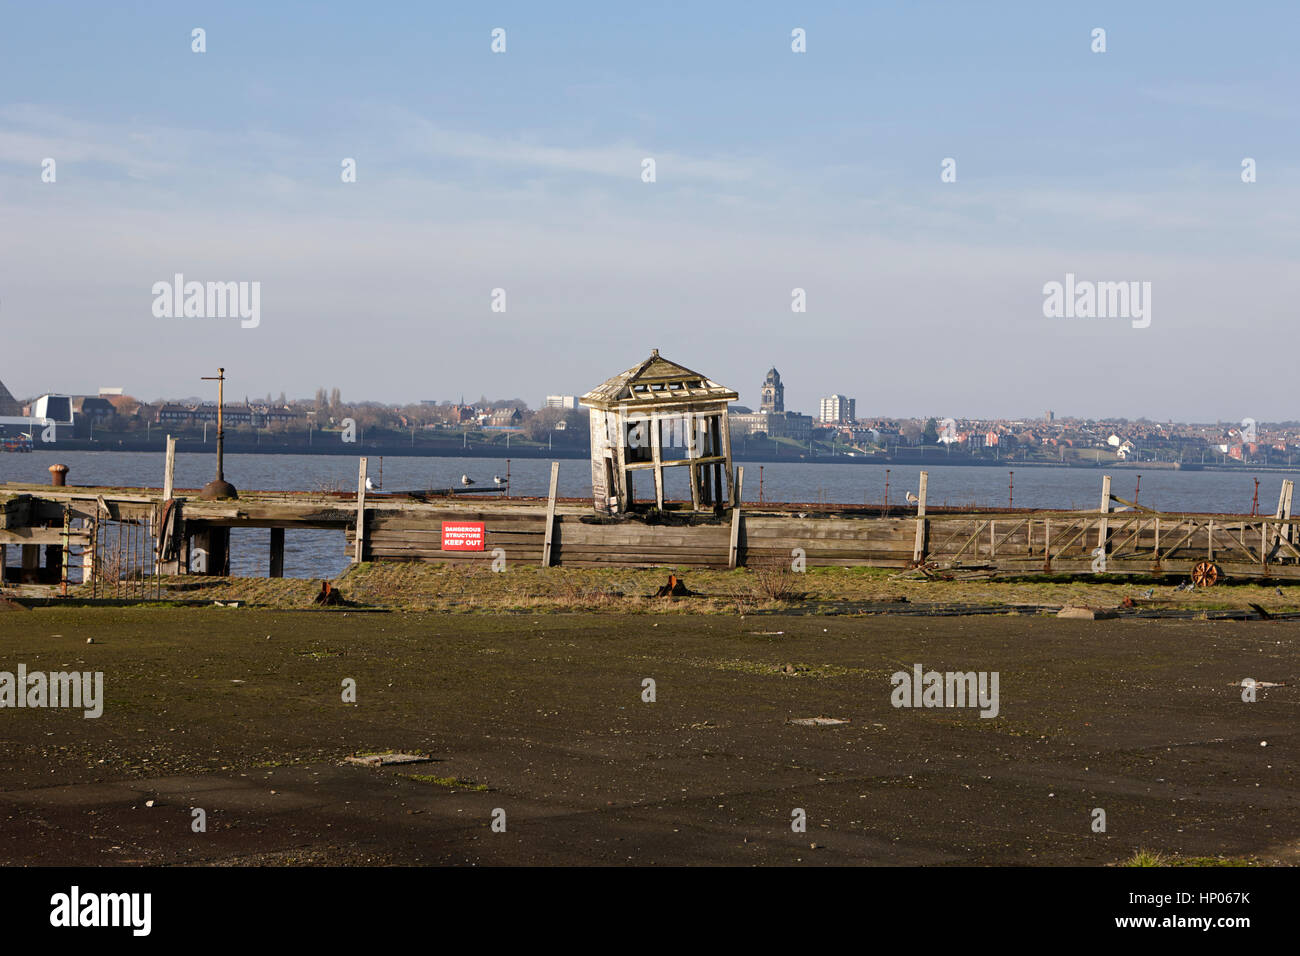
[484, 408, 523, 430]
[731, 367, 812, 439]
[30, 394, 74, 425]
[819, 394, 855, 424]
[760, 368, 784, 413]
[154, 404, 254, 427]
[544, 395, 577, 410]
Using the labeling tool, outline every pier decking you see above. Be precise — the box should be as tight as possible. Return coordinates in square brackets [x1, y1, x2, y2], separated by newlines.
[3, 463, 1300, 592]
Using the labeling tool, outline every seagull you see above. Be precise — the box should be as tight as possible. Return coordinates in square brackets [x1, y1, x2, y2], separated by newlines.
[905, 491, 920, 506]
[365, 476, 376, 491]
[460, 474, 475, 486]
[493, 475, 506, 486]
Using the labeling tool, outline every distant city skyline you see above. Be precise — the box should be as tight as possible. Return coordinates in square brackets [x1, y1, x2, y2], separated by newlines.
[2, 2, 1297, 420]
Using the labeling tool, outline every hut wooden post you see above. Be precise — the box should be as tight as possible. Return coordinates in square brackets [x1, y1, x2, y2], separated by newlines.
[614, 410, 629, 513]
[717, 418, 728, 509]
[1097, 474, 1112, 555]
[354, 457, 368, 563]
[721, 410, 734, 505]
[542, 461, 560, 566]
[911, 471, 929, 563]
[687, 418, 701, 509]
[650, 412, 665, 509]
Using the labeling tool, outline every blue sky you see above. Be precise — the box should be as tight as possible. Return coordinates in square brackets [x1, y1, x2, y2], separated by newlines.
[1, 1, 1297, 419]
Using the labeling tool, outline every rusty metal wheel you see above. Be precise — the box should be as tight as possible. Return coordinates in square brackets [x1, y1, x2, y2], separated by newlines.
[1192, 560, 1220, 588]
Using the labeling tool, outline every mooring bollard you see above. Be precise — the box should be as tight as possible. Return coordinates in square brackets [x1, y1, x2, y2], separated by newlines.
[49, 464, 69, 487]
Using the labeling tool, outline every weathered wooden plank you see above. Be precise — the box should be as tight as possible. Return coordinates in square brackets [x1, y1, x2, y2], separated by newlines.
[354, 457, 368, 563]
[542, 461, 560, 567]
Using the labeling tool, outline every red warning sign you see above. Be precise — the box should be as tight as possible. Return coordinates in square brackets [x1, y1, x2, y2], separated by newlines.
[441, 521, 486, 551]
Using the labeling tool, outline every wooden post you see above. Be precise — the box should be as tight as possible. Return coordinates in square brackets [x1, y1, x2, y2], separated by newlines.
[614, 412, 628, 513]
[720, 408, 734, 505]
[1098, 475, 1112, 555]
[542, 461, 560, 566]
[163, 435, 176, 501]
[1273, 479, 1294, 551]
[912, 471, 929, 563]
[683, 413, 700, 509]
[728, 466, 745, 569]
[650, 412, 664, 510]
[1285, 480, 1295, 546]
[21, 545, 39, 582]
[60, 507, 71, 594]
[354, 457, 368, 563]
[269, 527, 285, 578]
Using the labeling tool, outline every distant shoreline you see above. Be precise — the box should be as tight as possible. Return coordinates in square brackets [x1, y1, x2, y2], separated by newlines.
[6, 440, 1296, 473]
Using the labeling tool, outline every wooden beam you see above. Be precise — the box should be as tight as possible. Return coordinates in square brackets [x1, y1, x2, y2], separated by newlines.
[1097, 474, 1111, 554]
[0, 528, 91, 546]
[728, 466, 745, 569]
[728, 507, 743, 569]
[354, 457, 368, 563]
[163, 435, 176, 501]
[912, 471, 928, 563]
[542, 461, 560, 566]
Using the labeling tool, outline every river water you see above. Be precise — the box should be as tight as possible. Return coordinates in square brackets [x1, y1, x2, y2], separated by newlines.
[2, 450, 1288, 579]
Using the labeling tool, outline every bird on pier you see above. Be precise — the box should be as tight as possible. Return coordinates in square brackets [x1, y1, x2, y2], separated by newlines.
[461, 474, 476, 486]
[365, 476, 376, 491]
[905, 491, 920, 506]
[493, 476, 506, 486]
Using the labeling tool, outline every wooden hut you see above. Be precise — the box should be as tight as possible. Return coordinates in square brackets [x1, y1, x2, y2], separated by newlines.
[580, 350, 738, 514]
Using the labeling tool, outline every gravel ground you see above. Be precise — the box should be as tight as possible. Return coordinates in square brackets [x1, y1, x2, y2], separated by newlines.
[0, 607, 1295, 866]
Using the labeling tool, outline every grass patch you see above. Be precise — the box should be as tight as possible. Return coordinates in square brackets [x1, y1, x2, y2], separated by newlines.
[400, 773, 489, 791]
[1124, 849, 1257, 867]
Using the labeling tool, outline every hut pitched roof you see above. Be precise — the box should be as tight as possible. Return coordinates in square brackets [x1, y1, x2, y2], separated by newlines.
[580, 350, 738, 410]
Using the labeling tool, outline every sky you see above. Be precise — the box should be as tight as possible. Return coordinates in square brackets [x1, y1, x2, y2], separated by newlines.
[0, 1, 1297, 421]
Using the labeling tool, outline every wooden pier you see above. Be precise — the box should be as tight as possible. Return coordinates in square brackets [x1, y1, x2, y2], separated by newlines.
[4, 460, 1300, 592]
